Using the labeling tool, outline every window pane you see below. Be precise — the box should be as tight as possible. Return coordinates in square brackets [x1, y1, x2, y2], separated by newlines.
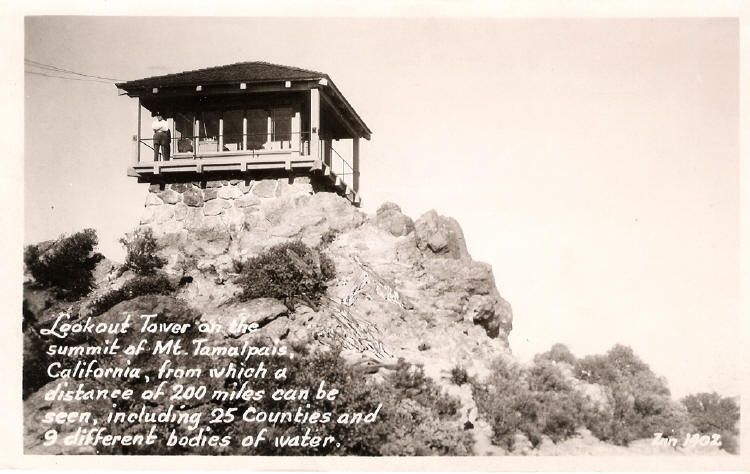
[199, 111, 220, 139]
[246, 109, 267, 150]
[198, 111, 220, 153]
[223, 110, 243, 151]
[174, 112, 194, 153]
[272, 107, 292, 142]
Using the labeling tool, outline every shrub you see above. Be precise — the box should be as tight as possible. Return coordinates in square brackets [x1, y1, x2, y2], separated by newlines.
[98, 344, 472, 456]
[450, 365, 469, 386]
[472, 358, 538, 450]
[534, 343, 577, 366]
[89, 274, 173, 316]
[236, 241, 335, 310]
[473, 356, 591, 450]
[574, 344, 689, 446]
[23, 328, 51, 399]
[387, 361, 462, 419]
[319, 228, 340, 247]
[23, 229, 104, 300]
[527, 360, 586, 443]
[120, 228, 167, 275]
[682, 392, 740, 454]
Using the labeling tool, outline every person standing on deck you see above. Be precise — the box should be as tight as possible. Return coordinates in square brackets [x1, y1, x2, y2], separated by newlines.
[151, 113, 171, 161]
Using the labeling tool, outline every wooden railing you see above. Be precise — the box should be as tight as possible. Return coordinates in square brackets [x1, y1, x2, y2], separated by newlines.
[134, 131, 311, 163]
[323, 141, 355, 188]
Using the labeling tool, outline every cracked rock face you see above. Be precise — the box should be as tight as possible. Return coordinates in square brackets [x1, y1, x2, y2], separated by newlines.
[374, 202, 415, 237]
[131, 187, 514, 370]
[134, 186, 514, 351]
[414, 209, 471, 259]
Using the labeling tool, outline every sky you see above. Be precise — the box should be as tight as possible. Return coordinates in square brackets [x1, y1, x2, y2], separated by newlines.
[23, 16, 739, 397]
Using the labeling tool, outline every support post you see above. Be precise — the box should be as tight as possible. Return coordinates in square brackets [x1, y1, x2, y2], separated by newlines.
[291, 110, 301, 159]
[353, 137, 360, 193]
[218, 114, 224, 152]
[242, 114, 248, 151]
[266, 113, 273, 149]
[310, 88, 320, 161]
[193, 118, 199, 159]
[323, 140, 331, 167]
[136, 98, 141, 164]
[168, 117, 174, 158]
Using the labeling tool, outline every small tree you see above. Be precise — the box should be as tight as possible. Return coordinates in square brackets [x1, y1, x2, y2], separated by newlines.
[682, 392, 740, 454]
[120, 228, 167, 275]
[24, 228, 103, 300]
[575, 344, 689, 446]
[534, 343, 577, 366]
[235, 241, 335, 310]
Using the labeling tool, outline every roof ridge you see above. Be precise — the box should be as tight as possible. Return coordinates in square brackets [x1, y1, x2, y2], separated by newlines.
[242, 60, 326, 76]
[118, 61, 325, 86]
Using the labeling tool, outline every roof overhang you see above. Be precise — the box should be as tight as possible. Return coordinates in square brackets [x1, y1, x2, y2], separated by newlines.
[117, 77, 371, 140]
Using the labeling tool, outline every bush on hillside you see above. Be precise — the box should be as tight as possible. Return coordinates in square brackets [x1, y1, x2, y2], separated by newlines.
[574, 344, 689, 445]
[23, 228, 104, 300]
[89, 274, 173, 316]
[231, 350, 469, 456]
[450, 365, 469, 386]
[473, 344, 697, 451]
[319, 228, 341, 247]
[23, 328, 51, 400]
[236, 241, 335, 310]
[682, 392, 740, 454]
[97, 342, 471, 456]
[527, 360, 587, 443]
[472, 357, 587, 450]
[534, 343, 577, 366]
[119, 227, 167, 275]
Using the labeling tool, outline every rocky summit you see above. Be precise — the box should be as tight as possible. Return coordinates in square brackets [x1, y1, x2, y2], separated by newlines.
[23, 178, 734, 456]
[139, 177, 513, 368]
[22, 178, 515, 454]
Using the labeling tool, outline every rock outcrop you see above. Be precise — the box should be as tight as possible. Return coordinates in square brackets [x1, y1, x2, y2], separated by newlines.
[415, 209, 470, 259]
[23, 184, 515, 455]
[135, 184, 514, 353]
[127, 184, 515, 419]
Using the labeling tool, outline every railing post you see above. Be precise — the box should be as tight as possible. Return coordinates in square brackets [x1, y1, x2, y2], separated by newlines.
[242, 113, 248, 151]
[218, 114, 224, 152]
[310, 88, 320, 161]
[193, 118, 199, 159]
[266, 114, 273, 150]
[353, 137, 360, 193]
[136, 97, 141, 164]
[291, 111, 301, 160]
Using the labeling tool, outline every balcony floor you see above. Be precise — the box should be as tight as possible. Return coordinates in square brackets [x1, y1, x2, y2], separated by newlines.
[128, 155, 360, 206]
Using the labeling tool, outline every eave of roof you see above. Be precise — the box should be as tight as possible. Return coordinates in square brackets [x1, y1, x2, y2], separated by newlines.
[115, 61, 326, 90]
[116, 61, 371, 139]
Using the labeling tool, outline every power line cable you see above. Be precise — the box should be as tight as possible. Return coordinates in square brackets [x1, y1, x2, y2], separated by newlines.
[25, 58, 124, 82]
[25, 68, 114, 84]
[25, 69, 115, 84]
[24, 58, 124, 82]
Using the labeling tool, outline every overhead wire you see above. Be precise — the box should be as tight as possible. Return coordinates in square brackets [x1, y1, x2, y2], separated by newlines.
[25, 69, 116, 84]
[25, 58, 124, 82]
[24, 58, 125, 84]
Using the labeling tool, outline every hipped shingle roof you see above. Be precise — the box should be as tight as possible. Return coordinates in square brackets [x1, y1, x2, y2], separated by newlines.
[116, 61, 326, 89]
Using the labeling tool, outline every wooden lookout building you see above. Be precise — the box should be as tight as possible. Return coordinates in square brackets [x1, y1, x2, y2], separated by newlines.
[116, 62, 371, 205]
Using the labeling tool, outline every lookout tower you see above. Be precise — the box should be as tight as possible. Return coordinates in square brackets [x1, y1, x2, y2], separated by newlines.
[116, 62, 371, 205]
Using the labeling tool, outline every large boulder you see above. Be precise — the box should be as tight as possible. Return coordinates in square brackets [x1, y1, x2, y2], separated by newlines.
[374, 202, 415, 237]
[415, 210, 470, 259]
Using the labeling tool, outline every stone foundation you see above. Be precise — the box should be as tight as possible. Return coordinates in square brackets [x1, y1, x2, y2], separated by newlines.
[139, 176, 314, 235]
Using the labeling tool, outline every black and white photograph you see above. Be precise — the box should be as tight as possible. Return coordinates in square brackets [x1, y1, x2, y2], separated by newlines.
[3, 2, 748, 471]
